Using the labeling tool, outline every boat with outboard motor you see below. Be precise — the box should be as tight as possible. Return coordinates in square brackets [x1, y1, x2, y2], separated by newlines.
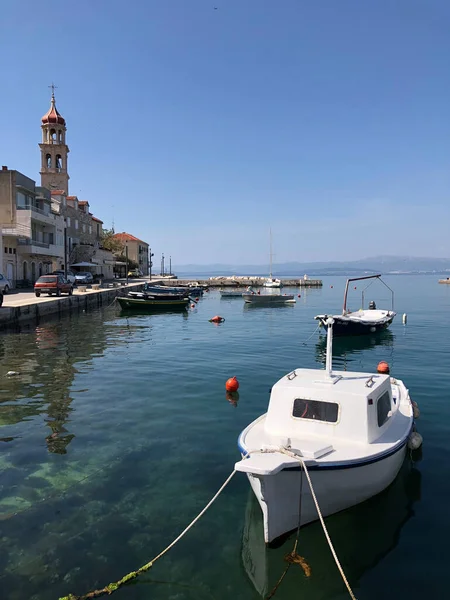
[315, 274, 396, 336]
[235, 317, 421, 543]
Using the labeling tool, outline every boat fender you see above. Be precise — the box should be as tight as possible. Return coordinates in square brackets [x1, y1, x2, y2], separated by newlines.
[408, 431, 423, 451]
[411, 400, 420, 419]
[402, 313, 408, 324]
[377, 361, 390, 374]
[209, 315, 225, 323]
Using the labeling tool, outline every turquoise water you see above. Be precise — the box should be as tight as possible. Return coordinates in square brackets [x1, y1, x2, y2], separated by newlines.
[0, 275, 448, 600]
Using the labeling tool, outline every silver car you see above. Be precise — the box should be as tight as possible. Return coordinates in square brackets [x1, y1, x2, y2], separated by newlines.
[0, 273, 12, 293]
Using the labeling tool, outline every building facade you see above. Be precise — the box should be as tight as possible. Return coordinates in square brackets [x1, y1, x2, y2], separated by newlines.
[113, 232, 149, 274]
[0, 167, 65, 285]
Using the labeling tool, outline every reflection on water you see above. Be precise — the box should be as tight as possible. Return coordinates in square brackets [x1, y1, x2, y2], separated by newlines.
[315, 330, 395, 371]
[242, 460, 421, 599]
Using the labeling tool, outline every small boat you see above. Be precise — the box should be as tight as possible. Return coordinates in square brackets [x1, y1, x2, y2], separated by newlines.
[263, 229, 282, 288]
[242, 289, 295, 305]
[315, 274, 396, 336]
[117, 291, 190, 310]
[220, 289, 243, 298]
[235, 317, 420, 544]
[145, 284, 205, 296]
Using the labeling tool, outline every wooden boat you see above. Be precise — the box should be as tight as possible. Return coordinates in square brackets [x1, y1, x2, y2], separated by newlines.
[117, 291, 190, 310]
[235, 318, 421, 544]
[315, 275, 396, 336]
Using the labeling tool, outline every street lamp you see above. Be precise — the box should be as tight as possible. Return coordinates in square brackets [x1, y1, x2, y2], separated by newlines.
[125, 240, 129, 285]
[149, 248, 154, 280]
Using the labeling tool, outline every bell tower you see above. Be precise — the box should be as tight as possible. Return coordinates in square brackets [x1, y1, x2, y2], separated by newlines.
[39, 84, 70, 194]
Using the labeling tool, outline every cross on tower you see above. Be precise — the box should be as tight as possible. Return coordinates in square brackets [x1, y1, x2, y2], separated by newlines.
[48, 82, 58, 98]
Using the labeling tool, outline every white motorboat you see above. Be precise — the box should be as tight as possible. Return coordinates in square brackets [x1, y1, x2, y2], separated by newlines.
[242, 290, 295, 305]
[235, 318, 420, 544]
[315, 274, 396, 336]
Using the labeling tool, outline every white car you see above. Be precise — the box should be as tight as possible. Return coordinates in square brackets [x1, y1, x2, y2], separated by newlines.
[0, 273, 12, 293]
[52, 270, 77, 285]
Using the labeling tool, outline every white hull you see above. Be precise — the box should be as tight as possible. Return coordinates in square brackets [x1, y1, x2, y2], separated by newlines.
[247, 444, 407, 543]
[263, 279, 282, 288]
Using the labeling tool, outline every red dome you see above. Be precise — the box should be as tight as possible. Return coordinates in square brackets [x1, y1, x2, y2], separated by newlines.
[41, 94, 65, 126]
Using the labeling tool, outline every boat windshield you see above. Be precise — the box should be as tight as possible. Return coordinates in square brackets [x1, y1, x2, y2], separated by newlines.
[292, 398, 339, 423]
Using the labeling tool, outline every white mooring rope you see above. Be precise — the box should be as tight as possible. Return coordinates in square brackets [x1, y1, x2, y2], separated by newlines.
[278, 447, 357, 599]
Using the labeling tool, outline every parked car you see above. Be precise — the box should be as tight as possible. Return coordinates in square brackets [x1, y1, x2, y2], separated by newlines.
[52, 270, 77, 285]
[34, 275, 73, 297]
[127, 269, 143, 278]
[0, 273, 12, 294]
[74, 271, 94, 284]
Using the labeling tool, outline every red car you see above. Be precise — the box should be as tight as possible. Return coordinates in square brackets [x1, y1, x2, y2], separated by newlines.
[34, 274, 73, 297]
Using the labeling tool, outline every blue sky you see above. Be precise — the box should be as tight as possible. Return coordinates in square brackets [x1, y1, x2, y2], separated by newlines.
[1, 0, 450, 266]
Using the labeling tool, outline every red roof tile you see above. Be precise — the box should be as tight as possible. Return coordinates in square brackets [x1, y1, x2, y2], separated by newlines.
[113, 232, 148, 244]
[91, 216, 103, 223]
[78, 200, 89, 206]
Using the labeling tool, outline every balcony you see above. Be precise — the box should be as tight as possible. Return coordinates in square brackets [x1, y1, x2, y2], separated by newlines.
[1, 223, 31, 238]
[17, 238, 64, 258]
[17, 205, 57, 227]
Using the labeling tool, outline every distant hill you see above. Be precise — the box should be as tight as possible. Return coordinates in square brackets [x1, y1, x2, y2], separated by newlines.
[176, 256, 450, 276]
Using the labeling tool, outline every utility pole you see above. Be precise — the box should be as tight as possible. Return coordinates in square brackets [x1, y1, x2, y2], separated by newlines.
[169, 256, 172, 276]
[161, 253, 165, 276]
[125, 241, 129, 285]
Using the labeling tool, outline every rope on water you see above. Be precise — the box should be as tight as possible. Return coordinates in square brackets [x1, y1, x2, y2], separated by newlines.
[59, 447, 356, 600]
[59, 469, 238, 600]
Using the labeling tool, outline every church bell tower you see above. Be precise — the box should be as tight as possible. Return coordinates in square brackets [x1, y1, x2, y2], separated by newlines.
[39, 85, 70, 194]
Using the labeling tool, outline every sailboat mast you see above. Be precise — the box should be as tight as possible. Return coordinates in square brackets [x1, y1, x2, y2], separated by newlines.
[269, 228, 272, 278]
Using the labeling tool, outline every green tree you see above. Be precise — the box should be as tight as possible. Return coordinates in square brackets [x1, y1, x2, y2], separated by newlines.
[101, 229, 125, 255]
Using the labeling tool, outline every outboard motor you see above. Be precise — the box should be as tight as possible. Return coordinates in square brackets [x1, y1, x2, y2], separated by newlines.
[368, 300, 376, 310]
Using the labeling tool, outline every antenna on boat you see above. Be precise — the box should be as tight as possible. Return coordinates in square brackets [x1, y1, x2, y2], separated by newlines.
[325, 317, 335, 377]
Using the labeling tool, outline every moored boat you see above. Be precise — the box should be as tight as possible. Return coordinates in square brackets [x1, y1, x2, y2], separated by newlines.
[220, 289, 243, 298]
[235, 317, 421, 544]
[242, 290, 295, 304]
[117, 291, 190, 310]
[315, 274, 396, 336]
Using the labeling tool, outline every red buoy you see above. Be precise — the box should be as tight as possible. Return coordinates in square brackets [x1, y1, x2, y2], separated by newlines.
[354, 286, 357, 290]
[191, 304, 196, 308]
[377, 361, 390, 374]
[209, 315, 225, 323]
[298, 294, 301, 298]
[226, 376, 239, 392]
[331, 285, 333, 289]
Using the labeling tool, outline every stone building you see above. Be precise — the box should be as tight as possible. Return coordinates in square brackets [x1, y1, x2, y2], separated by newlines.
[112, 232, 149, 274]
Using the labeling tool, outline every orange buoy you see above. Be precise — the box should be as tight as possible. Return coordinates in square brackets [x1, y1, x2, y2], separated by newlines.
[226, 376, 239, 392]
[377, 361, 390, 374]
[209, 315, 225, 323]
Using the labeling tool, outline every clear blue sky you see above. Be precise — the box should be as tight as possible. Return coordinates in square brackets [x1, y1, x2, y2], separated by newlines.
[1, 0, 450, 266]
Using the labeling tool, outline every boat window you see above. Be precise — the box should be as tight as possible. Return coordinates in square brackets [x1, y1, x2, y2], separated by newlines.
[377, 391, 392, 427]
[292, 399, 338, 423]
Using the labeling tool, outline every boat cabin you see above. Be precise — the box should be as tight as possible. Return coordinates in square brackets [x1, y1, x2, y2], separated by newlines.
[265, 369, 396, 446]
